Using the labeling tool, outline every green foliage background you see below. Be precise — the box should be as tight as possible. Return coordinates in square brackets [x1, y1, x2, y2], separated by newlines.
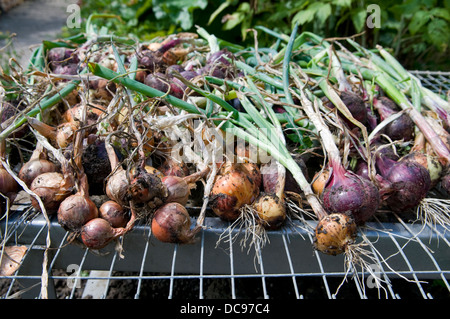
[65, 0, 450, 71]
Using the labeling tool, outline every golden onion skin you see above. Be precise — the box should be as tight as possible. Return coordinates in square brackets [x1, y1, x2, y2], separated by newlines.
[313, 213, 357, 256]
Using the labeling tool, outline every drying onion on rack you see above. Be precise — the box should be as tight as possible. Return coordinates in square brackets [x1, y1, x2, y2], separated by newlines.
[19, 143, 58, 188]
[209, 162, 261, 221]
[162, 167, 209, 206]
[57, 123, 98, 232]
[99, 200, 130, 228]
[151, 202, 200, 244]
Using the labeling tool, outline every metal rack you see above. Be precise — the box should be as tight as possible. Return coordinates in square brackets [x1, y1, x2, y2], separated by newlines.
[0, 71, 449, 300]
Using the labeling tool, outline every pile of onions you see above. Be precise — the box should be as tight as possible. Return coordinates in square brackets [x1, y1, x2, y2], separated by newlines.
[209, 162, 261, 221]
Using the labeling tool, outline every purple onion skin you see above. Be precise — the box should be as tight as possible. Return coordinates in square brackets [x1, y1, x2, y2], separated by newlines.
[373, 97, 414, 141]
[144, 73, 170, 92]
[376, 155, 431, 211]
[441, 173, 450, 196]
[340, 91, 367, 126]
[323, 164, 380, 225]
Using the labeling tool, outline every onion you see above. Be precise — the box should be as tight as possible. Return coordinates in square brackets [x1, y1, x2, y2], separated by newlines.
[401, 151, 442, 188]
[99, 200, 129, 228]
[373, 96, 414, 141]
[210, 163, 260, 221]
[376, 152, 431, 212]
[81, 138, 111, 195]
[253, 161, 287, 229]
[30, 166, 74, 214]
[57, 174, 98, 232]
[80, 218, 122, 249]
[313, 213, 357, 256]
[151, 202, 200, 244]
[311, 168, 330, 196]
[162, 167, 209, 206]
[322, 160, 380, 225]
[127, 164, 167, 205]
[158, 157, 190, 177]
[105, 134, 130, 206]
[338, 91, 367, 126]
[19, 144, 58, 188]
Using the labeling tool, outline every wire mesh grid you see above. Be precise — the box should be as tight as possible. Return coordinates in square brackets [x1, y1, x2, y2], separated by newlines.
[0, 71, 449, 300]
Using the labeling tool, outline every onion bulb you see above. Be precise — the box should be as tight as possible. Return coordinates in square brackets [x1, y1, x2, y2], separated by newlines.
[314, 213, 357, 256]
[19, 144, 57, 187]
[322, 160, 380, 225]
[210, 163, 261, 221]
[57, 174, 98, 232]
[151, 202, 200, 244]
[81, 217, 126, 250]
[30, 168, 74, 214]
[376, 152, 431, 212]
[99, 200, 129, 228]
[162, 167, 210, 206]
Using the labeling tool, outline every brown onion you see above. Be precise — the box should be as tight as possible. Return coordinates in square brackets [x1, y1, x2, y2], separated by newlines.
[151, 202, 200, 244]
[252, 192, 286, 230]
[19, 144, 58, 187]
[210, 163, 260, 221]
[162, 167, 209, 206]
[57, 175, 98, 232]
[314, 213, 357, 256]
[30, 170, 74, 214]
[81, 218, 126, 250]
[99, 200, 129, 228]
[127, 165, 167, 205]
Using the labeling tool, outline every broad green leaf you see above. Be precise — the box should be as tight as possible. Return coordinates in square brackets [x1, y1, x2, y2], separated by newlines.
[351, 7, 366, 32]
[332, 0, 352, 7]
[316, 3, 332, 26]
[430, 8, 450, 21]
[408, 10, 431, 35]
[292, 2, 326, 26]
[426, 18, 450, 50]
[223, 12, 245, 30]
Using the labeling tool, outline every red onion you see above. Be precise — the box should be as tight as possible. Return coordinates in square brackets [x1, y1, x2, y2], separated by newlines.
[373, 96, 414, 141]
[151, 202, 200, 244]
[322, 160, 380, 225]
[375, 152, 431, 212]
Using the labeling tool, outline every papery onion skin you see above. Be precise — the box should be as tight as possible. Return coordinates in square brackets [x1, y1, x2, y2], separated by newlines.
[19, 156, 57, 188]
[252, 193, 286, 230]
[99, 200, 129, 228]
[161, 175, 190, 206]
[80, 218, 118, 250]
[314, 213, 357, 256]
[322, 164, 380, 225]
[57, 193, 99, 232]
[30, 172, 73, 214]
[210, 164, 260, 221]
[376, 154, 431, 212]
[151, 202, 199, 244]
[106, 169, 130, 206]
